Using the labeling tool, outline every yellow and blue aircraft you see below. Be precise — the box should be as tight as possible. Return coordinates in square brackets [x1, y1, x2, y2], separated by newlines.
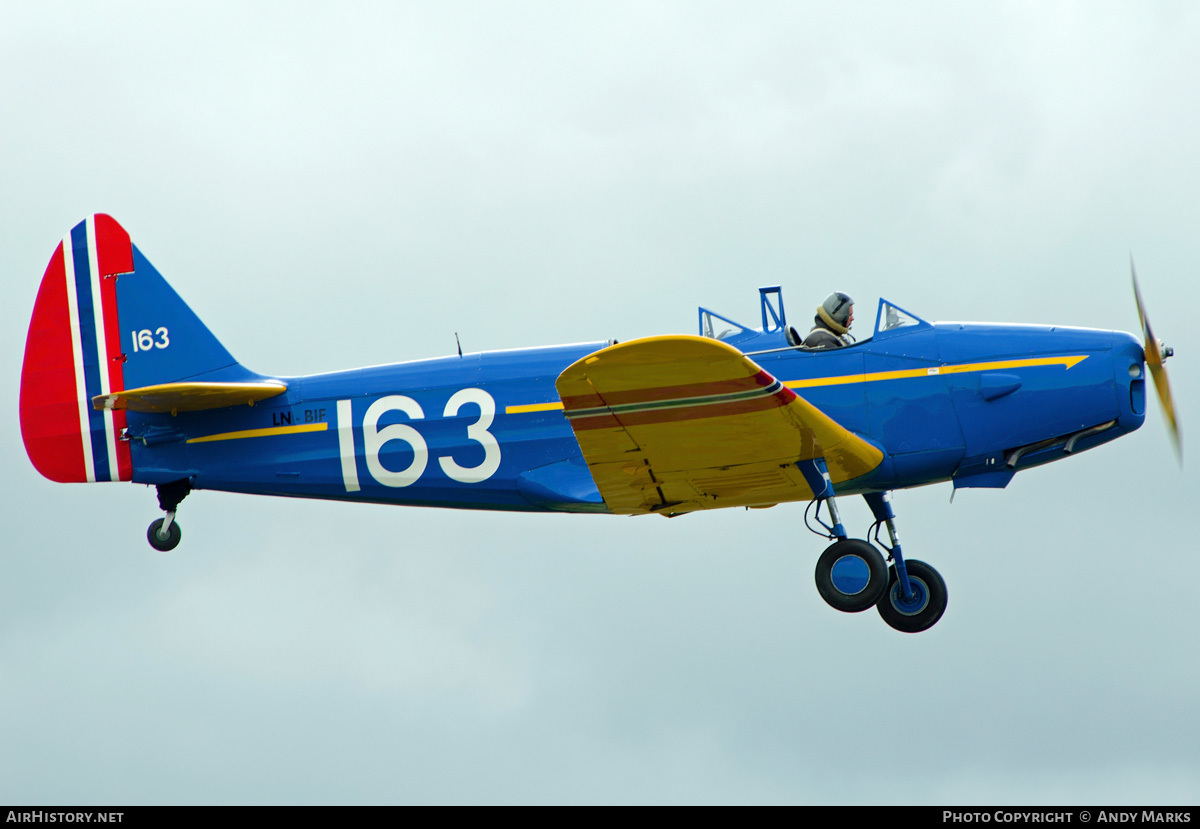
[20, 215, 1180, 633]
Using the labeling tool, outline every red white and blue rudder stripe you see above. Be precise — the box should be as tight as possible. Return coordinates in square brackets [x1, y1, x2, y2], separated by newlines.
[21, 215, 134, 483]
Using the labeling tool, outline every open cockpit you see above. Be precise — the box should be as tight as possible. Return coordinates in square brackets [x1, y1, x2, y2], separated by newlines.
[698, 287, 931, 354]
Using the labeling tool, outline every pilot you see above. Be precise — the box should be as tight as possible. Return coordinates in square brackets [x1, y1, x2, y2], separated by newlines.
[802, 292, 855, 350]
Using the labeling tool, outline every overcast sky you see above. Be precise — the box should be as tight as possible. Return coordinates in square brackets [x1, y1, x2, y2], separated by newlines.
[2, 1, 1198, 805]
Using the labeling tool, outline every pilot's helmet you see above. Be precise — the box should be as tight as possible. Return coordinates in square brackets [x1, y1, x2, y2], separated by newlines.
[820, 292, 854, 327]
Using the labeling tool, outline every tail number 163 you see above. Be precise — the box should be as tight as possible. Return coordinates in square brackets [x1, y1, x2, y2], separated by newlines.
[334, 389, 500, 492]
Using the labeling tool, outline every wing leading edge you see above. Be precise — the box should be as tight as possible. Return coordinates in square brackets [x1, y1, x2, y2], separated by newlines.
[555, 335, 882, 515]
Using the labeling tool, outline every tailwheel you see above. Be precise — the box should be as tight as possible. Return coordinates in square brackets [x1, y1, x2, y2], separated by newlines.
[147, 515, 182, 552]
[876, 559, 947, 633]
[814, 539, 888, 613]
[147, 480, 191, 552]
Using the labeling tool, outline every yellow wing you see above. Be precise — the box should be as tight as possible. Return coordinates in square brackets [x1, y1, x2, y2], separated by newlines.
[92, 381, 287, 414]
[556, 335, 882, 515]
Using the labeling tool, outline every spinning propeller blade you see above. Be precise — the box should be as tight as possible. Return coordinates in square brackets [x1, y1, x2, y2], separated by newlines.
[1132, 260, 1182, 465]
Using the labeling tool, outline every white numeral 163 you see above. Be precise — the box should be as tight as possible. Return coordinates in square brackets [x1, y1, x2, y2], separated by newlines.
[130, 327, 169, 352]
[335, 388, 500, 492]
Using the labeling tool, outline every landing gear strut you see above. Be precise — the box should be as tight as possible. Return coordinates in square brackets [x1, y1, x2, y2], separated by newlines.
[800, 462, 949, 633]
[147, 479, 191, 552]
[865, 491, 948, 633]
[800, 460, 889, 613]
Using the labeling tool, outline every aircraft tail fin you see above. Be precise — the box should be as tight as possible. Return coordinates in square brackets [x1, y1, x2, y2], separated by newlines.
[20, 215, 254, 483]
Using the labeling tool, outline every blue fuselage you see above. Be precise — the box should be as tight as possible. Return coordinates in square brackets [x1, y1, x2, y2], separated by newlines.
[126, 320, 1146, 513]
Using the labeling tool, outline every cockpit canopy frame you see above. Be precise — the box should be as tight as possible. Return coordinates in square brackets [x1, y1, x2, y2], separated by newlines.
[699, 290, 930, 351]
[873, 299, 930, 339]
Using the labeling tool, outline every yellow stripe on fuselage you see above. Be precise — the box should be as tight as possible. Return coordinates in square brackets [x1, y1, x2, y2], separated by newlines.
[505, 402, 567, 414]
[187, 423, 329, 444]
[504, 354, 1089, 414]
[784, 354, 1089, 390]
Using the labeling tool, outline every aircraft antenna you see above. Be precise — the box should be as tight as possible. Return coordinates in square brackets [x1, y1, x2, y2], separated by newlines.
[455, 332, 463, 357]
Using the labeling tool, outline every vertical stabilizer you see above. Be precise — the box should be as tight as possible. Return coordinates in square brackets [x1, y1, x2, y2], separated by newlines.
[20, 215, 249, 483]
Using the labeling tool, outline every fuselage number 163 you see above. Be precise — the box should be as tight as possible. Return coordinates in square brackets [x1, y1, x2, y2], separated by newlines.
[335, 388, 501, 492]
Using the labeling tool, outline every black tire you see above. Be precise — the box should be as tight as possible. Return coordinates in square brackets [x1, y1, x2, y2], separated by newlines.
[876, 559, 947, 633]
[147, 518, 182, 552]
[814, 539, 889, 613]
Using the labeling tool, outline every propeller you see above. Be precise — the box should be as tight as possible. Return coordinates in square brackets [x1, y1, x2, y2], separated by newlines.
[1131, 259, 1182, 465]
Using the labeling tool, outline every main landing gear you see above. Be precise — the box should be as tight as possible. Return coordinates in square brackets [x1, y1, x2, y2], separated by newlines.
[799, 460, 947, 633]
[147, 479, 191, 552]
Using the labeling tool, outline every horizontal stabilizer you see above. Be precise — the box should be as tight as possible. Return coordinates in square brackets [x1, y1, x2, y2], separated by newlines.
[92, 381, 287, 413]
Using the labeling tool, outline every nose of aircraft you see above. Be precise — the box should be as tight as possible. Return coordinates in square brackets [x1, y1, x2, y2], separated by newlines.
[1113, 330, 1148, 433]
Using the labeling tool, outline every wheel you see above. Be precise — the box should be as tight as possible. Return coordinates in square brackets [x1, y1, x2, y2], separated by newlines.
[814, 539, 889, 613]
[147, 518, 182, 552]
[876, 559, 947, 633]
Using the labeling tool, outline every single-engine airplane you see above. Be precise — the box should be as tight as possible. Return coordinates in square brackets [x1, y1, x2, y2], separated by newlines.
[20, 215, 1181, 632]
